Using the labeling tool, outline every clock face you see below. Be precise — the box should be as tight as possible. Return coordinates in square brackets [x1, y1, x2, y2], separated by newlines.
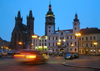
[74, 23, 76, 26]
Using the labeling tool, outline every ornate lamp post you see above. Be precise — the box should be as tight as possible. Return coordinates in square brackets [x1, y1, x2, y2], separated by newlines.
[32, 35, 37, 50]
[93, 42, 97, 56]
[75, 33, 81, 58]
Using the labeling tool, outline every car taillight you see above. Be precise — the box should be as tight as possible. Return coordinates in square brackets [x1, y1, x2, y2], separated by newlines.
[26, 55, 36, 59]
[14, 54, 25, 58]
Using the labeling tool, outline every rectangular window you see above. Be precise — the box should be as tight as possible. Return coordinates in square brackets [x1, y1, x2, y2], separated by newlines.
[90, 37, 92, 40]
[90, 44, 92, 47]
[49, 43, 50, 46]
[45, 43, 46, 46]
[82, 44, 84, 47]
[86, 37, 88, 40]
[86, 44, 88, 47]
[79, 38, 81, 41]
[53, 43, 54, 46]
[49, 37, 50, 40]
[42, 40, 44, 42]
[75, 42, 76, 46]
[56, 37, 58, 40]
[82, 37, 84, 40]
[67, 42, 69, 46]
[94, 36, 95, 40]
[70, 36, 72, 39]
[67, 36, 69, 39]
[61, 32, 63, 36]
[75, 36, 76, 39]
[40, 40, 41, 42]
[45, 40, 46, 42]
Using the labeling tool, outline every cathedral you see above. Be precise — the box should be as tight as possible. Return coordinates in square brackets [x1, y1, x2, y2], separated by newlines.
[10, 10, 34, 50]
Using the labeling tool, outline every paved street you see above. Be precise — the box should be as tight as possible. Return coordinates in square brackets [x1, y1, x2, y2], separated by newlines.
[0, 55, 100, 71]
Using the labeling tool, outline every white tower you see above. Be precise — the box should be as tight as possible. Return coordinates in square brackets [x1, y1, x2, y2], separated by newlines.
[73, 13, 80, 34]
[45, 3, 55, 36]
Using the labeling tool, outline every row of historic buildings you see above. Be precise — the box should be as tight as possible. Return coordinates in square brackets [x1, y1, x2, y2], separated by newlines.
[9, 3, 100, 55]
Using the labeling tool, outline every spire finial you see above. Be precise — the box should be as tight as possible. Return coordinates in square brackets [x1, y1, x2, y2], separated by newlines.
[29, 10, 32, 18]
[17, 11, 21, 18]
[49, 0, 51, 4]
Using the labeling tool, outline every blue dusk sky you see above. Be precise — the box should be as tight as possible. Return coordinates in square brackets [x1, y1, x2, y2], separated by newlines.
[0, 0, 100, 42]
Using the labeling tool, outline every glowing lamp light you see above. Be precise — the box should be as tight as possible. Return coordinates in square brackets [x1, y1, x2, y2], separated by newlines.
[71, 44, 74, 47]
[63, 39, 66, 42]
[58, 39, 61, 42]
[32, 35, 37, 39]
[94, 50, 95, 51]
[18, 42, 23, 45]
[93, 42, 97, 45]
[57, 42, 61, 46]
[75, 33, 81, 37]
[91, 50, 93, 51]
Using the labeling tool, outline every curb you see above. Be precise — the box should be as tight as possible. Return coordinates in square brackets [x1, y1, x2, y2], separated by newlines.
[61, 62, 100, 70]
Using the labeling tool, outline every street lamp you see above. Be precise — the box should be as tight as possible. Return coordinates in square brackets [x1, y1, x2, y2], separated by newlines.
[93, 42, 97, 56]
[75, 33, 81, 58]
[32, 35, 37, 50]
[18, 42, 23, 50]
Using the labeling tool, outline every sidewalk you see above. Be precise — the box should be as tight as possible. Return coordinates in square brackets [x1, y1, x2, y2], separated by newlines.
[62, 55, 100, 70]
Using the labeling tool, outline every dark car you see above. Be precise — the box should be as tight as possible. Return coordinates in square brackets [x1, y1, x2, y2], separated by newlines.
[65, 54, 74, 59]
[14, 49, 49, 64]
[73, 54, 78, 58]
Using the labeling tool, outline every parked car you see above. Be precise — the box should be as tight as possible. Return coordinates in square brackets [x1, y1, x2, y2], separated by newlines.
[59, 52, 63, 56]
[65, 54, 74, 59]
[73, 54, 78, 58]
[3, 50, 8, 56]
[0, 50, 3, 57]
[14, 49, 49, 64]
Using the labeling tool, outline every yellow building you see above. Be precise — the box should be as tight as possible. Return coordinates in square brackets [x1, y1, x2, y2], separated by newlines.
[79, 28, 100, 55]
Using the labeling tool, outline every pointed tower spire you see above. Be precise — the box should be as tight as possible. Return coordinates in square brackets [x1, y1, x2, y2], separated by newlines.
[74, 13, 79, 22]
[17, 11, 21, 18]
[29, 10, 32, 18]
[47, 1, 53, 15]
